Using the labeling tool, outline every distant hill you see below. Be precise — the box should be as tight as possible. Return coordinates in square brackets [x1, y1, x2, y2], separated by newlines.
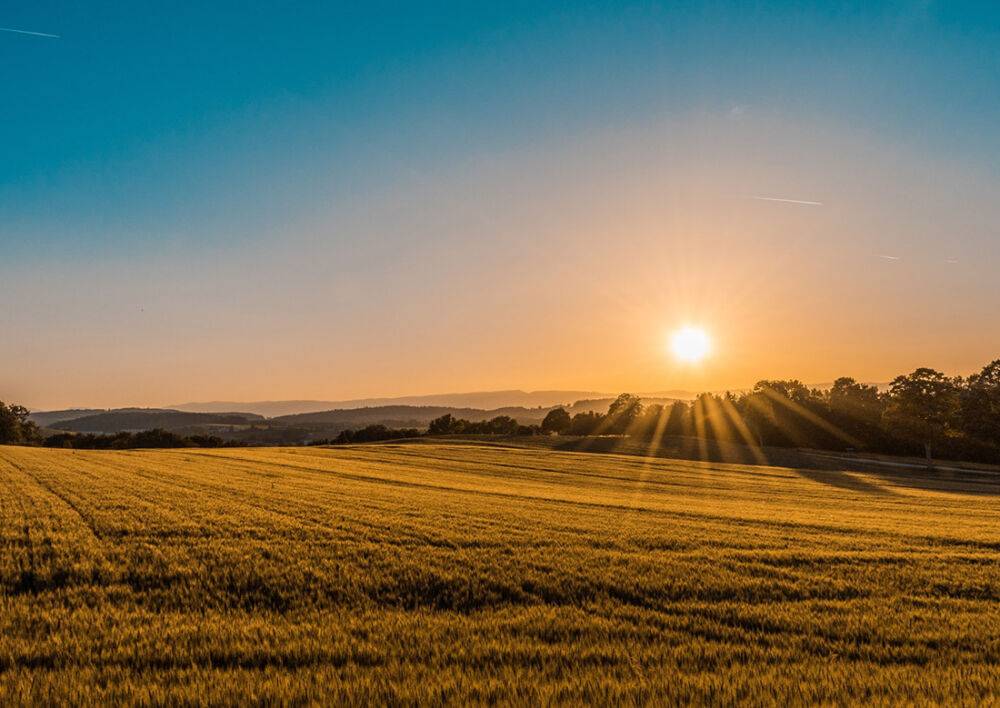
[52, 409, 264, 434]
[272, 405, 553, 428]
[170, 390, 610, 417]
[28, 386, 892, 443]
[29, 398, 683, 443]
[28, 408, 105, 428]
[40, 384, 891, 427]
[270, 398, 686, 439]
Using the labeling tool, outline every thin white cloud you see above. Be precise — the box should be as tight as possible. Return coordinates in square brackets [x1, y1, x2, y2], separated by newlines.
[0, 26, 60, 39]
[750, 196, 823, 206]
[877, 254, 901, 261]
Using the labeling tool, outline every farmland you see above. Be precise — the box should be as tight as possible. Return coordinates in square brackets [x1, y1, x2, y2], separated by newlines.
[1, 442, 998, 704]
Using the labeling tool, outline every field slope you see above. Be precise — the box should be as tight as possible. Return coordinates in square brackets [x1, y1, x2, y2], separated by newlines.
[1, 442, 998, 704]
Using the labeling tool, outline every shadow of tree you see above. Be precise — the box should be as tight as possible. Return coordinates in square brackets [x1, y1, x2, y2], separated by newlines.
[547, 435, 1000, 496]
[793, 467, 896, 496]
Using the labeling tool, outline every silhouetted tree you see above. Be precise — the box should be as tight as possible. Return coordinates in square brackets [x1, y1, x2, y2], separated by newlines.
[486, 416, 520, 435]
[18, 359, 1000, 463]
[567, 411, 604, 436]
[960, 359, 1000, 443]
[633, 404, 665, 439]
[43, 433, 77, 448]
[334, 424, 422, 443]
[737, 380, 840, 449]
[131, 429, 190, 448]
[691, 393, 735, 442]
[664, 401, 690, 437]
[0, 402, 40, 445]
[428, 414, 456, 435]
[606, 393, 642, 434]
[42, 429, 247, 449]
[541, 407, 571, 434]
[884, 368, 960, 464]
[738, 387, 779, 447]
[188, 435, 226, 448]
[826, 377, 885, 449]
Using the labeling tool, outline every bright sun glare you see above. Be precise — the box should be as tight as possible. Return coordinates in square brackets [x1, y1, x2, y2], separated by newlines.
[670, 327, 711, 363]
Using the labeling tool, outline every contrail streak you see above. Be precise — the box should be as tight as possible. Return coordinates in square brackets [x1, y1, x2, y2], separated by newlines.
[751, 196, 823, 206]
[0, 26, 60, 38]
[877, 254, 901, 261]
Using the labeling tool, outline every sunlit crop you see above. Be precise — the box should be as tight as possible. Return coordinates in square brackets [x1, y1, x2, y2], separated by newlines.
[1, 442, 998, 703]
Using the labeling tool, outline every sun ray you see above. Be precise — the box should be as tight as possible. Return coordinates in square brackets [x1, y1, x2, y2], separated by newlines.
[717, 395, 769, 466]
[758, 387, 862, 448]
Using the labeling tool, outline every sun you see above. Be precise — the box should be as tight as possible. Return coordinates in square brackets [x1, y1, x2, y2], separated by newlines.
[670, 326, 711, 363]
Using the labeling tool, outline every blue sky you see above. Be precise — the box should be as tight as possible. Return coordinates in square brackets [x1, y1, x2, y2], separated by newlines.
[5, 1, 999, 257]
[3, 2, 1000, 407]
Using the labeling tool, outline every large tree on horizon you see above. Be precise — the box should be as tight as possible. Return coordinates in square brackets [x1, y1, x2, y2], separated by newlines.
[606, 394, 643, 435]
[959, 359, 1000, 444]
[0, 402, 40, 445]
[884, 368, 960, 465]
[541, 407, 571, 434]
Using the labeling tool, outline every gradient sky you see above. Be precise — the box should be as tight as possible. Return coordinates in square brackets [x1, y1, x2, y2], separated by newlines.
[3, 1, 999, 409]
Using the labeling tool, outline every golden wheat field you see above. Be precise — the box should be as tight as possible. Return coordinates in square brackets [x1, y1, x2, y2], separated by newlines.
[1, 441, 998, 704]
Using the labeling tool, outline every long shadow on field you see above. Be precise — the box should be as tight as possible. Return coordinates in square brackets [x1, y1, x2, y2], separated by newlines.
[793, 468, 896, 496]
[864, 466, 1000, 497]
[546, 436, 1000, 496]
[797, 452, 1000, 496]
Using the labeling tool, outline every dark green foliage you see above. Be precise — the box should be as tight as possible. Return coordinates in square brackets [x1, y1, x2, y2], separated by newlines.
[884, 368, 961, 461]
[41, 429, 242, 449]
[524, 360, 1000, 466]
[541, 407, 571, 434]
[426, 414, 536, 436]
[567, 411, 604, 436]
[51, 409, 263, 433]
[827, 377, 887, 447]
[9, 357, 1000, 463]
[960, 359, 1000, 443]
[606, 393, 643, 434]
[329, 425, 422, 444]
[625, 364, 998, 464]
[427, 414, 456, 435]
[0, 402, 41, 445]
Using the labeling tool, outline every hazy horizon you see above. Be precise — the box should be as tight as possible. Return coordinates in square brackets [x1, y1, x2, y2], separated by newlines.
[4, 2, 999, 410]
[21, 376, 933, 413]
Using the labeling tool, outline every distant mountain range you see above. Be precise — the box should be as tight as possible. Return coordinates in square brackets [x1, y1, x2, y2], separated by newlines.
[167, 390, 618, 417]
[168, 390, 730, 417]
[26, 396, 682, 440]
[28, 385, 888, 439]
[27, 408, 107, 428]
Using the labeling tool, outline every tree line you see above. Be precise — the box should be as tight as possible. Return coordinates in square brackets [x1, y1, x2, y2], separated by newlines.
[0, 407, 245, 449]
[309, 415, 539, 445]
[3, 359, 997, 462]
[41, 430, 246, 449]
[310, 425, 423, 445]
[537, 360, 1000, 464]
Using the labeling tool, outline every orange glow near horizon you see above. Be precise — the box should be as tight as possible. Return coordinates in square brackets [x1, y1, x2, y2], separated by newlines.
[4, 112, 1000, 411]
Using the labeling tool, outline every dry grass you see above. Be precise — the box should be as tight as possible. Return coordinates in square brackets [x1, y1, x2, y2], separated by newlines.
[1, 442, 998, 704]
